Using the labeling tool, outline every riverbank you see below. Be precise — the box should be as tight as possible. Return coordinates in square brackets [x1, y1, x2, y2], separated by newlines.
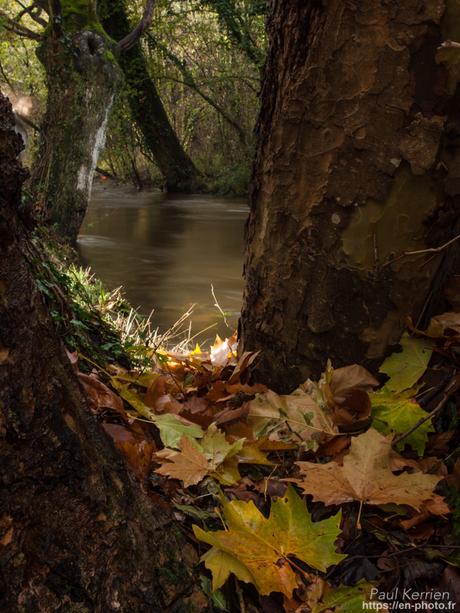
[30, 228, 460, 612]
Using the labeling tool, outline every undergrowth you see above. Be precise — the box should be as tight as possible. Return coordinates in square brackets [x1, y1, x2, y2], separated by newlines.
[29, 228, 197, 370]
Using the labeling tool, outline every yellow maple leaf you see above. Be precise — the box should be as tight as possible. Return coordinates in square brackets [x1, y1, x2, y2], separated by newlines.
[193, 486, 345, 597]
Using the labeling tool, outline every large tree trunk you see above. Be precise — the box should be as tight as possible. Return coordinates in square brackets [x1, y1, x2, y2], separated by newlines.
[0, 93, 203, 612]
[100, 0, 202, 193]
[240, 0, 460, 392]
[31, 7, 120, 242]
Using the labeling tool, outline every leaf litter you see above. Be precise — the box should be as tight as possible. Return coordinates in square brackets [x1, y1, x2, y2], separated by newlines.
[73, 314, 460, 611]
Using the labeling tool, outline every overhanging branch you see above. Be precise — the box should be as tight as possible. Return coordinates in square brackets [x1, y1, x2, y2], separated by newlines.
[116, 0, 155, 52]
[0, 11, 42, 41]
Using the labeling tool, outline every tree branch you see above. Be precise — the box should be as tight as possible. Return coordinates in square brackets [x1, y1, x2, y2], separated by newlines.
[14, 1, 48, 27]
[0, 11, 42, 41]
[147, 34, 248, 145]
[117, 0, 155, 53]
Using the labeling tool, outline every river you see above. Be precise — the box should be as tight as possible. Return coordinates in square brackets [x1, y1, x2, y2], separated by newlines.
[78, 182, 248, 342]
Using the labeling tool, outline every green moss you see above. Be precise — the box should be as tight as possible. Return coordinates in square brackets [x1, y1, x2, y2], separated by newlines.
[341, 166, 439, 270]
[61, 0, 106, 34]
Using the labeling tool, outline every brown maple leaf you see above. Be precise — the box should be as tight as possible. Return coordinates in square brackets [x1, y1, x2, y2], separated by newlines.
[295, 428, 448, 511]
[155, 436, 208, 487]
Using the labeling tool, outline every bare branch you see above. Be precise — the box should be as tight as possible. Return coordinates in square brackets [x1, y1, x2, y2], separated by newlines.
[439, 40, 460, 50]
[0, 11, 42, 40]
[117, 0, 155, 53]
[14, 2, 48, 28]
[148, 34, 248, 145]
[383, 232, 460, 268]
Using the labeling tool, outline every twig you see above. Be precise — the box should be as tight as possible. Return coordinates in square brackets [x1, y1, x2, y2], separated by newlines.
[439, 40, 460, 49]
[211, 283, 229, 328]
[383, 233, 460, 268]
[235, 579, 246, 613]
[392, 376, 460, 448]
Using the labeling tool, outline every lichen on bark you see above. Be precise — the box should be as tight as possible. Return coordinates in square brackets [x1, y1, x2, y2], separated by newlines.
[31, 1, 121, 242]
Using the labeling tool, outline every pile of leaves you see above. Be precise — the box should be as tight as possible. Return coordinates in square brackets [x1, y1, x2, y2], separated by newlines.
[70, 305, 460, 611]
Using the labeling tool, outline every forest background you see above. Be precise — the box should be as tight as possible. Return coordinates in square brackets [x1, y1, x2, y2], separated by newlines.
[0, 0, 266, 196]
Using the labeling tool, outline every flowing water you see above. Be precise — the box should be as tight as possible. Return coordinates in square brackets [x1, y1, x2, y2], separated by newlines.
[78, 182, 248, 341]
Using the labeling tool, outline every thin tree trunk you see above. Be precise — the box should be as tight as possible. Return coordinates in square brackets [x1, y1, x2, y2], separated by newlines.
[31, 12, 121, 242]
[100, 0, 203, 193]
[240, 0, 460, 392]
[0, 93, 204, 612]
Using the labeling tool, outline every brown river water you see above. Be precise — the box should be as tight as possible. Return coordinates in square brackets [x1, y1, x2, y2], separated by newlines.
[78, 182, 248, 341]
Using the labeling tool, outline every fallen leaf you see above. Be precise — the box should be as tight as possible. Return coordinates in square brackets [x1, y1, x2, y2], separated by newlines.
[310, 581, 372, 613]
[213, 402, 249, 426]
[112, 378, 203, 447]
[200, 423, 244, 471]
[78, 372, 126, 416]
[156, 435, 209, 487]
[210, 334, 237, 367]
[193, 486, 345, 597]
[155, 424, 245, 486]
[151, 413, 204, 449]
[248, 388, 337, 448]
[295, 428, 447, 511]
[427, 312, 460, 337]
[379, 334, 433, 393]
[103, 423, 155, 480]
[316, 436, 351, 462]
[328, 364, 378, 404]
[371, 388, 434, 456]
[227, 351, 260, 384]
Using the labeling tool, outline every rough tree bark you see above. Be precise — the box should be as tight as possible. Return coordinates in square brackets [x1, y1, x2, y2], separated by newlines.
[31, 1, 121, 243]
[100, 0, 203, 193]
[240, 0, 460, 392]
[0, 93, 204, 612]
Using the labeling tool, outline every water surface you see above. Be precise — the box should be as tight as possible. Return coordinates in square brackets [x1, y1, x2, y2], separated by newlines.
[78, 182, 248, 340]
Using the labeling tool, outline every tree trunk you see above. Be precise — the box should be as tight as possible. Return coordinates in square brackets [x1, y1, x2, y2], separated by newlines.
[0, 94, 204, 612]
[31, 9, 121, 242]
[240, 0, 460, 392]
[100, 0, 202, 193]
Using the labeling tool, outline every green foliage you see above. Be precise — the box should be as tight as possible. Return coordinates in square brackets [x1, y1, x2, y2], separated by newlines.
[208, 161, 252, 196]
[31, 230, 132, 367]
[0, 0, 264, 193]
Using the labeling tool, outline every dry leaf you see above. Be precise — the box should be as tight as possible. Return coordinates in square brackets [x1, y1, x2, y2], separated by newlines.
[78, 372, 126, 416]
[248, 388, 337, 448]
[295, 428, 448, 511]
[156, 435, 208, 487]
[329, 365, 378, 404]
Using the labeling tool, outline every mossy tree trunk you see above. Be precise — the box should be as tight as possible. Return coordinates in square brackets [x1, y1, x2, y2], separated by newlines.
[31, 1, 121, 242]
[0, 92, 204, 612]
[100, 0, 203, 193]
[240, 0, 460, 392]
